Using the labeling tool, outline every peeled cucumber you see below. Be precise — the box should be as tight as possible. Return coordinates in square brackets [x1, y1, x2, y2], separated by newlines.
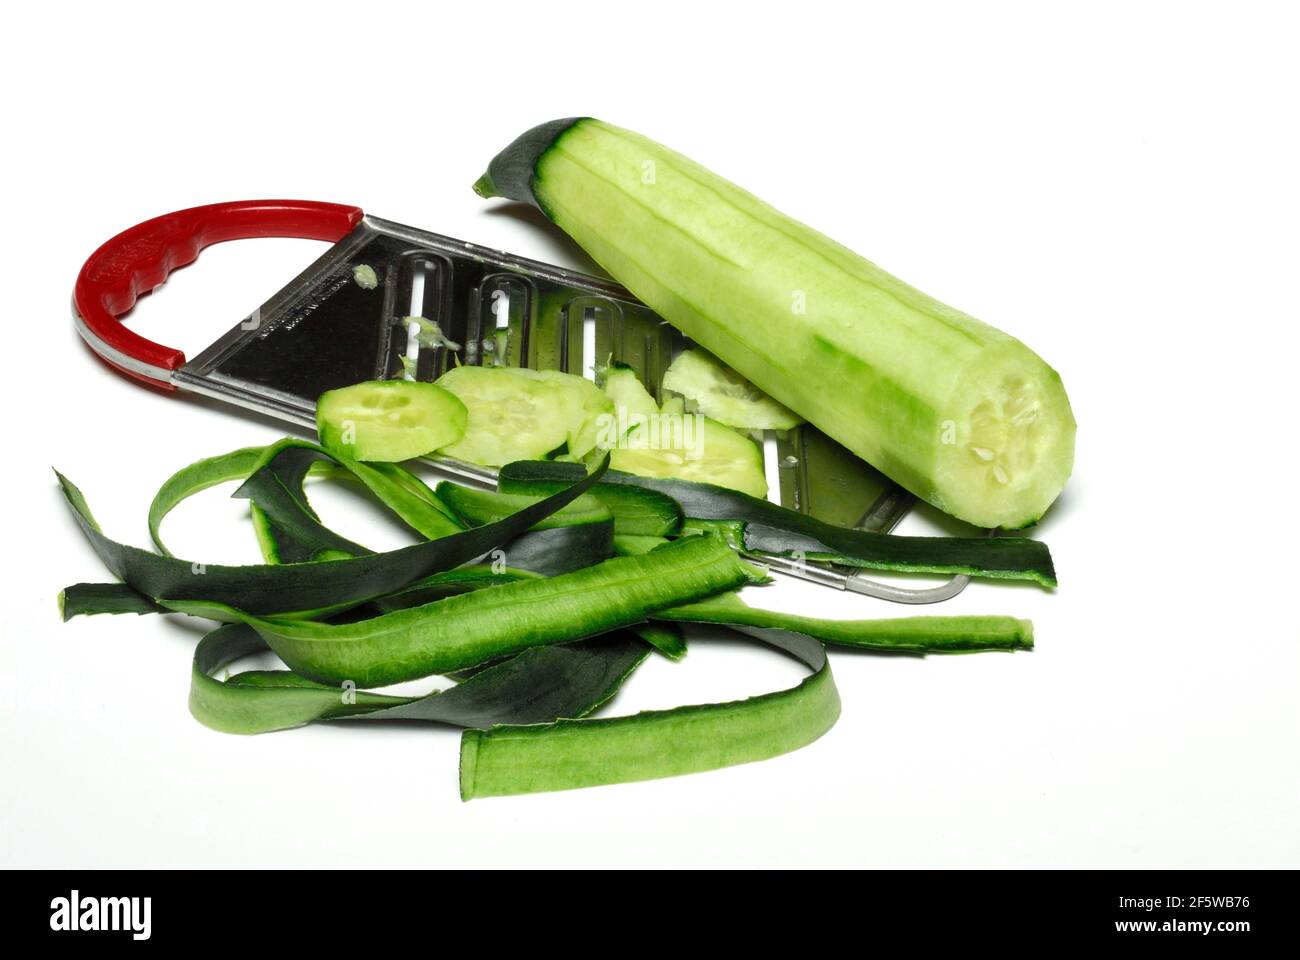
[475, 119, 1075, 528]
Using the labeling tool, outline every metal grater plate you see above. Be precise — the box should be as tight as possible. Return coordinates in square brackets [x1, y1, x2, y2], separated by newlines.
[176, 214, 969, 601]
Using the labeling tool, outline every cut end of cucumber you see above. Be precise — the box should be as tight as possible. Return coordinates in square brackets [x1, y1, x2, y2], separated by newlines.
[1016, 619, 1035, 649]
[458, 731, 481, 802]
[935, 342, 1076, 529]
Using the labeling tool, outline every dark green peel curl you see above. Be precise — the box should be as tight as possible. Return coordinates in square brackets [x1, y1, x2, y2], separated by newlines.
[159, 534, 766, 687]
[58, 436, 1040, 800]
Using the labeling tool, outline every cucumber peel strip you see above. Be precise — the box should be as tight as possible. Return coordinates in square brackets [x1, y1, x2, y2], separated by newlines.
[458, 623, 838, 800]
[496, 472, 683, 537]
[190, 623, 650, 735]
[56, 453, 611, 617]
[658, 590, 1033, 653]
[498, 461, 1057, 587]
[58, 440, 1042, 800]
[158, 534, 767, 687]
[147, 441, 462, 561]
[236, 441, 615, 578]
[456, 591, 1033, 799]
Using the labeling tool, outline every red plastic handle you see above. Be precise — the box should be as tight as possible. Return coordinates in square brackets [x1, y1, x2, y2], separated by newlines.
[73, 200, 364, 390]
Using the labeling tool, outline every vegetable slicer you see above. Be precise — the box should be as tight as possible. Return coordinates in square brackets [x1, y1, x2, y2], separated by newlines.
[73, 200, 971, 603]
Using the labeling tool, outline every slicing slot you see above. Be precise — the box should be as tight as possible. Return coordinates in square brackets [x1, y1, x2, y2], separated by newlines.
[582, 307, 598, 381]
[408, 262, 427, 317]
[763, 432, 783, 505]
[477, 276, 529, 368]
[563, 297, 617, 378]
[402, 261, 430, 380]
[494, 290, 511, 329]
[403, 320, 421, 380]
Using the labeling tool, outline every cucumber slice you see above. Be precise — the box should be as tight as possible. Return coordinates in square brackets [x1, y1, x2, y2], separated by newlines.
[475, 119, 1076, 528]
[611, 414, 768, 499]
[527, 368, 613, 461]
[434, 366, 612, 466]
[596, 361, 768, 497]
[316, 380, 466, 463]
[602, 361, 659, 421]
[434, 366, 570, 466]
[662, 349, 802, 431]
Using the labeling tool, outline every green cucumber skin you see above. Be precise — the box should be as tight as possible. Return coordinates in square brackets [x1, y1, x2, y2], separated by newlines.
[437, 483, 612, 530]
[496, 474, 683, 538]
[660, 593, 1034, 653]
[473, 117, 586, 207]
[55, 455, 611, 618]
[477, 120, 1076, 529]
[190, 623, 650, 736]
[497, 461, 1056, 587]
[459, 635, 837, 800]
[163, 534, 766, 688]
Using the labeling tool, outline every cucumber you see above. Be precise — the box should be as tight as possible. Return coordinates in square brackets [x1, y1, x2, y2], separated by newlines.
[612, 534, 670, 556]
[434, 365, 612, 466]
[662, 348, 802, 431]
[316, 380, 466, 463]
[612, 415, 768, 499]
[434, 365, 568, 465]
[475, 119, 1076, 528]
[596, 360, 769, 498]
[602, 361, 659, 420]
[529, 369, 613, 461]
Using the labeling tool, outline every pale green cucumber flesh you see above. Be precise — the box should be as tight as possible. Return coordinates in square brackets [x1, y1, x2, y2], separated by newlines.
[481, 118, 1075, 528]
[317, 380, 466, 463]
[610, 415, 767, 499]
[434, 365, 611, 466]
[602, 362, 659, 420]
[433, 366, 569, 466]
[597, 362, 769, 499]
[662, 348, 803, 431]
[527, 368, 613, 461]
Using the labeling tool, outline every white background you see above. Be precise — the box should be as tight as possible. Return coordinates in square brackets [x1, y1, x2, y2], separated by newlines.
[2, 1, 1297, 868]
